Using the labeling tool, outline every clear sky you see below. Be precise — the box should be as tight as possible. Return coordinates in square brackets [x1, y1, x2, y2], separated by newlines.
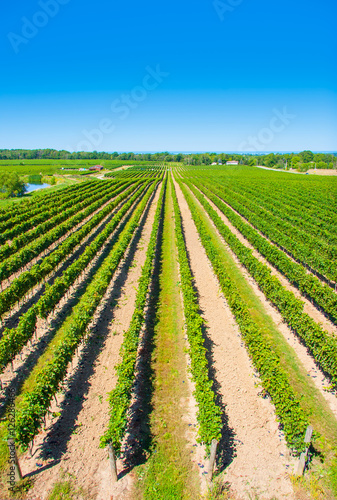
[1, 0, 336, 152]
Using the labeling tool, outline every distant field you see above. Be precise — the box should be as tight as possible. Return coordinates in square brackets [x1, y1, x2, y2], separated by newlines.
[0, 159, 160, 175]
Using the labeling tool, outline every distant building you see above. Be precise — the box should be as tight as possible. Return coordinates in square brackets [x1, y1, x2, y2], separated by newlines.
[89, 165, 104, 171]
[218, 161, 222, 165]
[226, 161, 239, 165]
[211, 162, 217, 165]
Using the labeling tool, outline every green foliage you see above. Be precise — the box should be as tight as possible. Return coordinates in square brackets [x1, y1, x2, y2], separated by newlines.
[14, 180, 157, 449]
[191, 174, 337, 282]
[0, 181, 131, 317]
[186, 181, 337, 388]
[100, 178, 166, 455]
[0, 171, 26, 198]
[0, 180, 112, 250]
[28, 174, 42, 184]
[192, 180, 337, 326]
[300, 150, 314, 163]
[0, 179, 91, 225]
[1, 148, 335, 170]
[171, 178, 222, 449]
[0, 181, 143, 374]
[178, 178, 308, 452]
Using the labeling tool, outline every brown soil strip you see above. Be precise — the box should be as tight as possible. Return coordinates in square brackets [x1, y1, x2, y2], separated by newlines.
[174, 178, 295, 500]
[307, 169, 337, 176]
[208, 187, 337, 290]
[0, 188, 146, 414]
[0, 186, 126, 291]
[196, 187, 337, 418]
[0, 186, 139, 333]
[19, 184, 162, 500]
[195, 186, 337, 337]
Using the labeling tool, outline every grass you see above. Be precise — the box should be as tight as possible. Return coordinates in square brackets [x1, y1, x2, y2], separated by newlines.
[0, 477, 35, 500]
[46, 471, 88, 500]
[48, 481, 78, 500]
[136, 180, 200, 499]
[183, 182, 337, 498]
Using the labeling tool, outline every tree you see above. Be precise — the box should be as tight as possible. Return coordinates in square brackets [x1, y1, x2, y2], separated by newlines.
[291, 155, 301, 168]
[0, 172, 26, 198]
[264, 153, 277, 168]
[299, 150, 314, 163]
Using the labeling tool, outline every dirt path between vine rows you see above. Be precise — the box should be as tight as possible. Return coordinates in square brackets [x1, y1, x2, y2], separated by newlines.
[0, 183, 117, 291]
[197, 187, 337, 419]
[198, 186, 337, 337]
[19, 184, 161, 500]
[0, 184, 137, 337]
[0, 186, 143, 415]
[209, 186, 337, 289]
[173, 178, 295, 500]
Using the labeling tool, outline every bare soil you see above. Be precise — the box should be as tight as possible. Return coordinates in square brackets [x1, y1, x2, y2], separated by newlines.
[0, 187, 142, 415]
[173, 178, 295, 500]
[15, 185, 162, 500]
[306, 169, 337, 176]
[0, 185, 121, 292]
[195, 186, 337, 337]
[198, 188, 337, 419]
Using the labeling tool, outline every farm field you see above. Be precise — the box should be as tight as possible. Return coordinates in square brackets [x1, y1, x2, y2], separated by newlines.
[0, 161, 163, 210]
[0, 165, 337, 500]
[0, 160, 160, 176]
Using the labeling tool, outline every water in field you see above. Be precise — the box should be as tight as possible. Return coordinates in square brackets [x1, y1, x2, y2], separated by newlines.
[25, 183, 50, 193]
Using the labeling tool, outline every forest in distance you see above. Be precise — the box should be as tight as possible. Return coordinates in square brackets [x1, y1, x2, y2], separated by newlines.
[0, 148, 336, 171]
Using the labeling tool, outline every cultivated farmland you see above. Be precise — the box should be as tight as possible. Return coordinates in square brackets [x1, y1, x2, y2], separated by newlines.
[0, 165, 337, 500]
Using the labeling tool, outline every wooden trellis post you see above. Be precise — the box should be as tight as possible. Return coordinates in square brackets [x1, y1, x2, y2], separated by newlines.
[108, 443, 118, 482]
[295, 425, 313, 476]
[207, 439, 218, 482]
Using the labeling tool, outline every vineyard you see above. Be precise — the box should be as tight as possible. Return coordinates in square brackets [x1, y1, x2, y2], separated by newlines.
[0, 165, 337, 500]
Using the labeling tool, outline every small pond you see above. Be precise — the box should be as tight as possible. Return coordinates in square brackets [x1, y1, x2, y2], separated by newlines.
[25, 183, 50, 193]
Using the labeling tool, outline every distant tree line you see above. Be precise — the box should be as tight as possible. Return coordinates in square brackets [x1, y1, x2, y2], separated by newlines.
[247, 151, 337, 171]
[0, 149, 336, 170]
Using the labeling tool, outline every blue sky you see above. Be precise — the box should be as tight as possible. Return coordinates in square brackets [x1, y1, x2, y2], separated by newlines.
[1, 0, 336, 152]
